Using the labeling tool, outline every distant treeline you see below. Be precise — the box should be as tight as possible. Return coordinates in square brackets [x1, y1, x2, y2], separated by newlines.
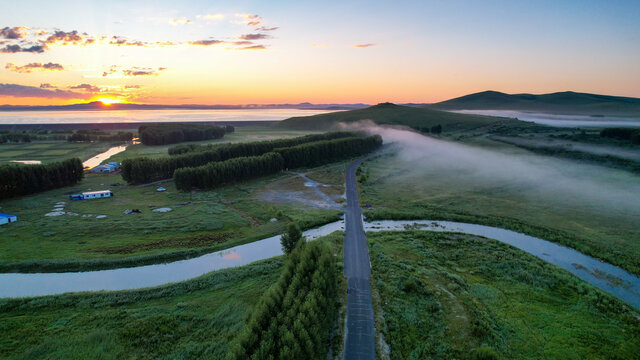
[416, 124, 442, 134]
[0, 132, 32, 143]
[68, 130, 133, 142]
[167, 131, 352, 156]
[122, 132, 356, 184]
[0, 158, 84, 199]
[174, 135, 382, 191]
[138, 123, 233, 146]
[600, 127, 640, 145]
[228, 241, 338, 359]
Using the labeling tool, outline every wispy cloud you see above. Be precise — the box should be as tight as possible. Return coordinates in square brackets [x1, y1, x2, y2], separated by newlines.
[234, 14, 262, 26]
[0, 83, 87, 99]
[255, 26, 279, 32]
[39, 83, 56, 89]
[236, 45, 267, 50]
[6, 62, 64, 73]
[108, 36, 145, 47]
[0, 44, 45, 53]
[353, 43, 376, 48]
[188, 39, 224, 46]
[169, 17, 193, 26]
[122, 67, 166, 76]
[0, 26, 27, 39]
[69, 83, 100, 92]
[45, 30, 91, 45]
[237, 33, 270, 40]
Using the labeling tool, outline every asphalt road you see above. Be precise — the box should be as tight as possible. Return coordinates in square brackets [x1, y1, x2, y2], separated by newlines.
[343, 157, 376, 360]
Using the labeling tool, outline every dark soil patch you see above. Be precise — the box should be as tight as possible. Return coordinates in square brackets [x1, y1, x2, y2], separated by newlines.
[88, 232, 233, 254]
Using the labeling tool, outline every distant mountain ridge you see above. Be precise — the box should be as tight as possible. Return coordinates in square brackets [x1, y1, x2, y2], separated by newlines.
[278, 102, 518, 130]
[0, 101, 371, 112]
[429, 90, 640, 116]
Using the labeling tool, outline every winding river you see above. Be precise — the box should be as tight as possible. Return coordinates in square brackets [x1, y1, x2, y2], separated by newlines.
[0, 219, 638, 309]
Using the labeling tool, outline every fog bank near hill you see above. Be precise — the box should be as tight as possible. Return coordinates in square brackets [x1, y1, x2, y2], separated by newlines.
[340, 120, 640, 214]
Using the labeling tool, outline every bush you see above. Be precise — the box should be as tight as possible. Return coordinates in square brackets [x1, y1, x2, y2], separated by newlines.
[281, 222, 304, 254]
[472, 346, 499, 360]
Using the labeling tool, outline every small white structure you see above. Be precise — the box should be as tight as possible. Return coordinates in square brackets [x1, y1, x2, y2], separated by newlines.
[70, 190, 114, 200]
[0, 214, 17, 225]
[156, 187, 167, 192]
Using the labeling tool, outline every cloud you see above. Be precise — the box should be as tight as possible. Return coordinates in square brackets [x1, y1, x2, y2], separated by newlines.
[122, 67, 166, 76]
[0, 44, 45, 53]
[235, 14, 262, 26]
[6, 62, 64, 73]
[196, 14, 225, 21]
[255, 26, 279, 31]
[40, 83, 56, 89]
[169, 17, 193, 26]
[353, 43, 376, 48]
[231, 41, 253, 46]
[45, 30, 88, 45]
[236, 45, 267, 50]
[188, 39, 223, 46]
[109, 36, 145, 46]
[0, 26, 27, 39]
[237, 33, 269, 40]
[69, 83, 100, 92]
[124, 85, 142, 89]
[0, 83, 87, 99]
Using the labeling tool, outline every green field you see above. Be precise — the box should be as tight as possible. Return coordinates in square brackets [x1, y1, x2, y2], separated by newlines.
[369, 231, 640, 359]
[0, 141, 117, 164]
[0, 258, 283, 360]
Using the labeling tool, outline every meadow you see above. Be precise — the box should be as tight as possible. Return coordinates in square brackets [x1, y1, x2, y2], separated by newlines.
[368, 230, 640, 359]
[0, 141, 116, 164]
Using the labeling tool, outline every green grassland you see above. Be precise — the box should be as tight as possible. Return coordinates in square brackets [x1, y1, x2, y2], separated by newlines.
[0, 141, 117, 164]
[359, 152, 640, 275]
[278, 103, 521, 131]
[368, 231, 640, 359]
[0, 258, 283, 360]
[0, 232, 345, 360]
[0, 126, 341, 272]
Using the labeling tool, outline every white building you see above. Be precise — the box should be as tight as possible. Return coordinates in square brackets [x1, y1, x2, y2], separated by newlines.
[82, 190, 114, 199]
[0, 214, 17, 225]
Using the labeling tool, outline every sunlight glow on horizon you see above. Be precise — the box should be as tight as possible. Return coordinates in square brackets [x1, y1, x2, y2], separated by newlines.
[0, 0, 639, 106]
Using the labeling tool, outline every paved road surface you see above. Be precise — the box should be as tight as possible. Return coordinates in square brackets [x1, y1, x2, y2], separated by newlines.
[343, 157, 376, 359]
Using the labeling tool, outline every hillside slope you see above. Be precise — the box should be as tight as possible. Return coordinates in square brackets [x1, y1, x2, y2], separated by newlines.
[278, 102, 517, 131]
[430, 90, 640, 116]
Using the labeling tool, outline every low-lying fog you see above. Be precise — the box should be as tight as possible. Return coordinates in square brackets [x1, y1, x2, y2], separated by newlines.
[340, 120, 640, 214]
[452, 110, 640, 128]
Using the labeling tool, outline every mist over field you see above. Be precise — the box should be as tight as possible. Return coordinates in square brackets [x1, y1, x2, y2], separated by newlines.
[340, 120, 640, 214]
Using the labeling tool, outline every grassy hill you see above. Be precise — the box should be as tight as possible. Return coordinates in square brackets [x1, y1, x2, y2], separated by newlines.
[278, 102, 518, 131]
[430, 90, 640, 116]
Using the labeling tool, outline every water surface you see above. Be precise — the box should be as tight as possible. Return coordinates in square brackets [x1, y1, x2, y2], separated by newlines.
[83, 145, 127, 168]
[0, 109, 334, 125]
[452, 110, 640, 128]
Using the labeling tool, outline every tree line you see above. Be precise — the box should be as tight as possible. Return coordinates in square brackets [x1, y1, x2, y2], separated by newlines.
[122, 132, 356, 184]
[173, 152, 284, 190]
[227, 240, 338, 360]
[0, 158, 84, 199]
[68, 130, 133, 142]
[173, 135, 382, 191]
[600, 127, 640, 145]
[138, 123, 229, 146]
[167, 131, 354, 156]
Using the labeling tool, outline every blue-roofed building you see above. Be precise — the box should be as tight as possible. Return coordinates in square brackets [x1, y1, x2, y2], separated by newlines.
[90, 162, 120, 173]
[0, 213, 17, 225]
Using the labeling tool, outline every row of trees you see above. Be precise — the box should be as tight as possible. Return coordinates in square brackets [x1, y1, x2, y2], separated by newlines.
[122, 132, 356, 184]
[138, 124, 228, 145]
[174, 152, 284, 190]
[0, 158, 84, 199]
[276, 135, 383, 168]
[173, 135, 383, 191]
[167, 131, 355, 156]
[228, 240, 338, 360]
[0, 133, 31, 143]
[415, 124, 443, 134]
[600, 127, 640, 145]
[68, 131, 133, 142]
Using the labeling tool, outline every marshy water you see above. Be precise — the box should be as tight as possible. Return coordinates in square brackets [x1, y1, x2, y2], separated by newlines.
[452, 110, 640, 128]
[0, 219, 638, 310]
[83, 145, 127, 169]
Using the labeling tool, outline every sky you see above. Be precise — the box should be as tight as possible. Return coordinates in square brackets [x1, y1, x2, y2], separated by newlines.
[0, 0, 639, 105]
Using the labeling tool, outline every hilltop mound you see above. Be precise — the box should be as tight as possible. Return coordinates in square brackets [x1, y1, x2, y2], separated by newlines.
[430, 90, 640, 116]
[278, 103, 515, 131]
